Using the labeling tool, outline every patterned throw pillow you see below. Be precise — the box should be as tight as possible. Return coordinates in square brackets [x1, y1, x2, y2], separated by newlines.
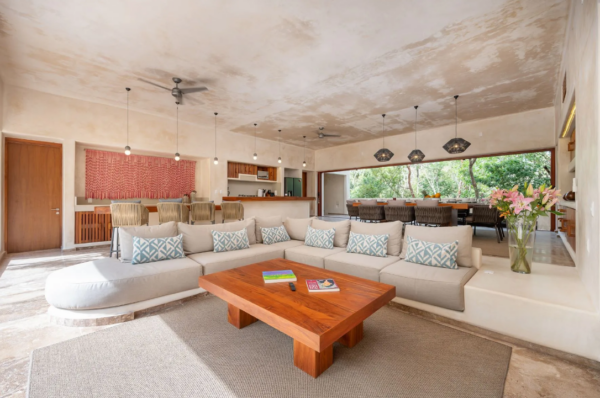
[261, 225, 291, 245]
[405, 236, 458, 269]
[305, 226, 335, 249]
[211, 229, 250, 253]
[132, 234, 185, 264]
[346, 232, 389, 258]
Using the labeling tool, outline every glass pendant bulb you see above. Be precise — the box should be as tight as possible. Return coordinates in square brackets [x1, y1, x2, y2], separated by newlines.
[278, 157, 282, 164]
[174, 152, 180, 161]
[253, 153, 257, 160]
[303, 161, 306, 168]
[213, 157, 219, 165]
[124, 146, 131, 156]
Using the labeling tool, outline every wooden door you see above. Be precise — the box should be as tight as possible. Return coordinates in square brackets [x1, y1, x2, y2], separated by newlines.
[302, 171, 307, 197]
[5, 138, 62, 253]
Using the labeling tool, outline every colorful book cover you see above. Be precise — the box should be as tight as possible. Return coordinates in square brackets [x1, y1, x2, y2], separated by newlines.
[262, 270, 296, 283]
[306, 279, 340, 292]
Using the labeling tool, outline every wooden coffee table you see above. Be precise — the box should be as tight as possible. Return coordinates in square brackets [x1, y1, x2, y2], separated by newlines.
[198, 258, 396, 377]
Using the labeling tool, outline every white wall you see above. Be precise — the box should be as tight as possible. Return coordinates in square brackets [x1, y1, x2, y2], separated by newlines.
[315, 107, 556, 171]
[554, 0, 599, 311]
[1, 85, 315, 249]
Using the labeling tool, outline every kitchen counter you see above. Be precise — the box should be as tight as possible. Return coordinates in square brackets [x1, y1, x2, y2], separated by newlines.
[222, 196, 314, 219]
[559, 200, 576, 210]
[222, 196, 315, 202]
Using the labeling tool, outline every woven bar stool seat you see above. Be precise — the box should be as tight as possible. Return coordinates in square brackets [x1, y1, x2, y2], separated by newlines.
[109, 203, 150, 259]
[157, 203, 189, 224]
[190, 202, 216, 224]
[221, 201, 244, 223]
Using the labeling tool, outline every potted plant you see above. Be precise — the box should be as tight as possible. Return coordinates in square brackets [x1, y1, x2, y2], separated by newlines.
[489, 183, 562, 274]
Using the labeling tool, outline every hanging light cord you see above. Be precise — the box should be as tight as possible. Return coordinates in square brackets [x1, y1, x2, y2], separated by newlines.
[214, 112, 218, 155]
[126, 88, 130, 146]
[303, 136, 306, 159]
[414, 106, 418, 149]
[455, 95, 459, 139]
[254, 123, 257, 153]
[279, 130, 281, 156]
[176, 105, 179, 153]
[382, 114, 386, 147]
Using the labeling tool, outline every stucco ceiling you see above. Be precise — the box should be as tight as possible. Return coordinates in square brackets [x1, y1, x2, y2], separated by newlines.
[0, 0, 568, 149]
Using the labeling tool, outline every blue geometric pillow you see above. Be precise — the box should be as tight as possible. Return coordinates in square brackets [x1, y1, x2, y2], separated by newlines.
[132, 234, 185, 264]
[261, 225, 290, 245]
[305, 226, 335, 249]
[211, 229, 250, 253]
[346, 232, 389, 257]
[405, 236, 458, 269]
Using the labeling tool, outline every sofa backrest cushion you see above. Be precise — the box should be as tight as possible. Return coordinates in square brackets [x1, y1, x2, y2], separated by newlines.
[400, 225, 473, 267]
[177, 218, 256, 254]
[387, 200, 406, 207]
[350, 220, 402, 256]
[311, 219, 350, 248]
[255, 216, 283, 243]
[360, 199, 378, 205]
[119, 221, 178, 262]
[416, 199, 439, 207]
[283, 217, 313, 241]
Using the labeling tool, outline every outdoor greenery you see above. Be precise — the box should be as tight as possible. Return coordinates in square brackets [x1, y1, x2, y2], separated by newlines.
[348, 151, 551, 199]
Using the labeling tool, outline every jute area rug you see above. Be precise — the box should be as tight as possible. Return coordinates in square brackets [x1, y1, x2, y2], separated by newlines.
[28, 296, 511, 398]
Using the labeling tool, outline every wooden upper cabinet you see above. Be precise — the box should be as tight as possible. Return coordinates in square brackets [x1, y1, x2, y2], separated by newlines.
[228, 162, 277, 181]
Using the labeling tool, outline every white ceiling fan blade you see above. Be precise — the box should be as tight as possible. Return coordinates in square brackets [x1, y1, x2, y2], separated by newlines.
[180, 87, 208, 94]
[323, 134, 341, 137]
[138, 78, 171, 91]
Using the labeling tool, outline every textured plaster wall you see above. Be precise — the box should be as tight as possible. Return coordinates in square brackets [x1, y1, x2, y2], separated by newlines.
[554, 0, 599, 311]
[315, 107, 555, 171]
[1, 86, 314, 249]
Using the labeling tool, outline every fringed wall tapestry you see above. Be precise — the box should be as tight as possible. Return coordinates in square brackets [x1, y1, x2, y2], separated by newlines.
[85, 149, 196, 199]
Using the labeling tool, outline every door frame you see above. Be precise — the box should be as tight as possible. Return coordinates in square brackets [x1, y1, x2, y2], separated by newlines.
[4, 137, 63, 252]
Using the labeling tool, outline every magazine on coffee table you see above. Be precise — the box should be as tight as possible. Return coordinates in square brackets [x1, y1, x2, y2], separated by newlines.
[306, 279, 339, 292]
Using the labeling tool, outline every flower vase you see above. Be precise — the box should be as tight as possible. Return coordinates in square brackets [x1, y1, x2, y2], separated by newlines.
[507, 217, 536, 274]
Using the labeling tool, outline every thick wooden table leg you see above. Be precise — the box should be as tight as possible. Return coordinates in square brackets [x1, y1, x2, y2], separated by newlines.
[293, 340, 333, 378]
[227, 303, 257, 329]
[337, 321, 364, 348]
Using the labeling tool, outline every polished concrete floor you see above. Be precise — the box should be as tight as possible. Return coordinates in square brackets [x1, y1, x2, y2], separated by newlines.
[1, 246, 598, 398]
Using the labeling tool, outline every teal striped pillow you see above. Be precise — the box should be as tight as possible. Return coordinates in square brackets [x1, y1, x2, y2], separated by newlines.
[405, 236, 458, 269]
[346, 232, 389, 257]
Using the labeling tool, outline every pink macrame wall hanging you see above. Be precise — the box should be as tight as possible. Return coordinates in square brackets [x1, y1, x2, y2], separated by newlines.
[85, 149, 196, 199]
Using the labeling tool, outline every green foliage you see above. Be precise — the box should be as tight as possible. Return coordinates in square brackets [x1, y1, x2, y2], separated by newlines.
[348, 152, 551, 199]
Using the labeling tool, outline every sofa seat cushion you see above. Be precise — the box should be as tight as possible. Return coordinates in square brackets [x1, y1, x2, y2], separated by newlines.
[379, 260, 477, 311]
[188, 243, 292, 275]
[284, 245, 345, 268]
[323, 252, 400, 282]
[45, 257, 201, 310]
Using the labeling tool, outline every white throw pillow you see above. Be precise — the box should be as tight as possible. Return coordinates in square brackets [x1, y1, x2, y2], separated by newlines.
[119, 222, 178, 263]
[311, 219, 350, 248]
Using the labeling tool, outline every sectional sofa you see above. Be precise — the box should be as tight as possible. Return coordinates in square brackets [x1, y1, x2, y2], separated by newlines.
[45, 217, 482, 324]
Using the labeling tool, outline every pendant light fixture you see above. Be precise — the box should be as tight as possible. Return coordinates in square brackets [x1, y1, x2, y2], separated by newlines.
[124, 87, 131, 155]
[374, 113, 394, 162]
[408, 105, 425, 163]
[174, 104, 180, 161]
[277, 129, 282, 164]
[302, 136, 307, 168]
[443, 95, 471, 154]
[253, 123, 258, 160]
[213, 112, 219, 165]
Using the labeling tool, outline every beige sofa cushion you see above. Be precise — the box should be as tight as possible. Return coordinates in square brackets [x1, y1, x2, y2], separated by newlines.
[45, 257, 201, 310]
[387, 200, 406, 206]
[311, 219, 350, 248]
[350, 220, 402, 256]
[256, 216, 283, 243]
[400, 225, 473, 267]
[323, 252, 400, 282]
[283, 217, 313, 241]
[178, 218, 256, 254]
[284, 245, 345, 268]
[379, 260, 477, 311]
[187, 242, 298, 275]
[119, 222, 178, 262]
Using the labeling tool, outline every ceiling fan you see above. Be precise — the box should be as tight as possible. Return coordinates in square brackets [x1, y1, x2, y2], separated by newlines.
[138, 77, 208, 104]
[316, 127, 341, 139]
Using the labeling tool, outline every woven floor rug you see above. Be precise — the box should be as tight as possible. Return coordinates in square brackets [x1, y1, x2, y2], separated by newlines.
[28, 296, 511, 398]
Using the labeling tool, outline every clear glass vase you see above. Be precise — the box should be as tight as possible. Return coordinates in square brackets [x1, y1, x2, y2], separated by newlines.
[507, 217, 536, 274]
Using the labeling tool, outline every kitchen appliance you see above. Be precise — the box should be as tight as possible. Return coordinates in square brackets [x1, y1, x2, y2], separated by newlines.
[284, 177, 303, 197]
[257, 170, 269, 180]
[258, 189, 264, 197]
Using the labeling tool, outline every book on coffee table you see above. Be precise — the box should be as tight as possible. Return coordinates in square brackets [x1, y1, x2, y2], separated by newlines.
[262, 270, 297, 283]
[306, 279, 340, 292]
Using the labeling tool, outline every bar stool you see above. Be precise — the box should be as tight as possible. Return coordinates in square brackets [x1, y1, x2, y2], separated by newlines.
[190, 202, 216, 224]
[221, 201, 244, 223]
[109, 203, 149, 258]
[157, 202, 189, 224]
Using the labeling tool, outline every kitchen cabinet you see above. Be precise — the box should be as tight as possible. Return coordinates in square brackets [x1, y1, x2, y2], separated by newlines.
[227, 162, 277, 181]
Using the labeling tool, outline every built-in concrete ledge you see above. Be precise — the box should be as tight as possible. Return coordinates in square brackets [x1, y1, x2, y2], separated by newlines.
[48, 288, 207, 327]
[391, 256, 600, 364]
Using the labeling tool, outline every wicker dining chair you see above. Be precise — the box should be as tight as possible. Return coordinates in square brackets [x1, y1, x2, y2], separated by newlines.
[358, 205, 385, 222]
[346, 204, 360, 220]
[221, 201, 244, 223]
[467, 206, 504, 243]
[414, 206, 452, 227]
[157, 202, 190, 224]
[190, 202, 216, 224]
[384, 205, 415, 224]
[109, 203, 150, 258]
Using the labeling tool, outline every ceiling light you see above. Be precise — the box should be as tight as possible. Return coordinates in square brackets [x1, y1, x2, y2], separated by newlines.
[278, 129, 282, 164]
[124, 87, 131, 155]
[374, 113, 394, 162]
[253, 123, 258, 160]
[174, 103, 180, 161]
[443, 95, 471, 154]
[408, 105, 425, 163]
[303, 136, 307, 167]
[213, 112, 219, 165]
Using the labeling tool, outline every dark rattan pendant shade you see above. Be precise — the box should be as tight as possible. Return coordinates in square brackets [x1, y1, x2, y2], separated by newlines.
[374, 113, 394, 162]
[408, 105, 425, 163]
[444, 95, 471, 154]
